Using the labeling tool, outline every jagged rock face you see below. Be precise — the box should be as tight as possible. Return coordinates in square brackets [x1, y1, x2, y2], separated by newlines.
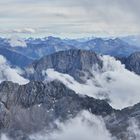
[0, 81, 113, 139]
[1, 81, 140, 140]
[81, 38, 139, 57]
[26, 49, 103, 82]
[123, 52, 140, 75]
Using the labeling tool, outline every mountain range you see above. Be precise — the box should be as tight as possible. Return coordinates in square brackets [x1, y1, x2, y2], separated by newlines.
[0, 36, 140, 140]
[0, 36, 140, 68]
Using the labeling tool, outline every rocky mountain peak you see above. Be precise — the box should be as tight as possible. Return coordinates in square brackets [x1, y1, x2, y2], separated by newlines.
[26, 49, 103, 82]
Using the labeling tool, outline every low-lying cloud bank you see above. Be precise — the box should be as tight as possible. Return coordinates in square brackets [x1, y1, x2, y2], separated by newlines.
[1, 111, 140, 140]
[29, 111, 113, 140]
[0, 111, 113, 140]
[45, 55, 140, 109]
[0, 55, 29, 85]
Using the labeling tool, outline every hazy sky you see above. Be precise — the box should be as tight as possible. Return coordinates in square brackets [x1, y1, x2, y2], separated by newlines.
[0, 0, 140, 38]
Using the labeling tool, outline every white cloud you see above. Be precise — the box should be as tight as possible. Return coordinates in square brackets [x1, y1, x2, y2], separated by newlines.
[0, 55, 7, 64]
[8, 36, 27, 48]
[12, 28, 36, 34]
[0, 55, 29, 85]
[45, 55, 140, 109]
[0, 0, 140, 37]
[0, 134, 11, 140]
[30, 111, 113, 140]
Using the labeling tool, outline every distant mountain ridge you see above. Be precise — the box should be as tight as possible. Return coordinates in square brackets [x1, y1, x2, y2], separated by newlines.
[0, 36, 140, 68]
[0, 47, 33, 67]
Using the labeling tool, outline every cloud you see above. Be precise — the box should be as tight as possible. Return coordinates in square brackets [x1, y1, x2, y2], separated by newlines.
[2, 110, 140, 140]
[8, 36, 27, 48]
[0, 0, 140, 37]
[0, 28, 36, 34]
[45, 55, 140, 109]
[1, 111, 113, 140]
[30, 110, 113, 140]
[12, 28, 36, 34]
[0, 134, 11, 140]
[0, 55, 29, 85]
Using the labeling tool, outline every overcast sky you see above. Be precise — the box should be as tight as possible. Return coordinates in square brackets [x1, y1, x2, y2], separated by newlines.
[0, 0, 140, 38]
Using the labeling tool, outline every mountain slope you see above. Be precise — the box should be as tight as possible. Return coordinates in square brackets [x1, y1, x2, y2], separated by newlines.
[3, 36, 76, 59]
[25, 49, 140, 110]
[106, 102, 140, 140]
[0, 47, 33, 68]
[121, 52, 140, 75]
[81, 38, 139, 57]
[16, 37, 140, 58]
[0, 80, 113, 139]
[0, 81, 140, 140]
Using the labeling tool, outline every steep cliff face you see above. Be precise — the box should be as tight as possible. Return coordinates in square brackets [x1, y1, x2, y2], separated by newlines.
[1, 37, 139, 60]
[26, 49, 103, 82]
